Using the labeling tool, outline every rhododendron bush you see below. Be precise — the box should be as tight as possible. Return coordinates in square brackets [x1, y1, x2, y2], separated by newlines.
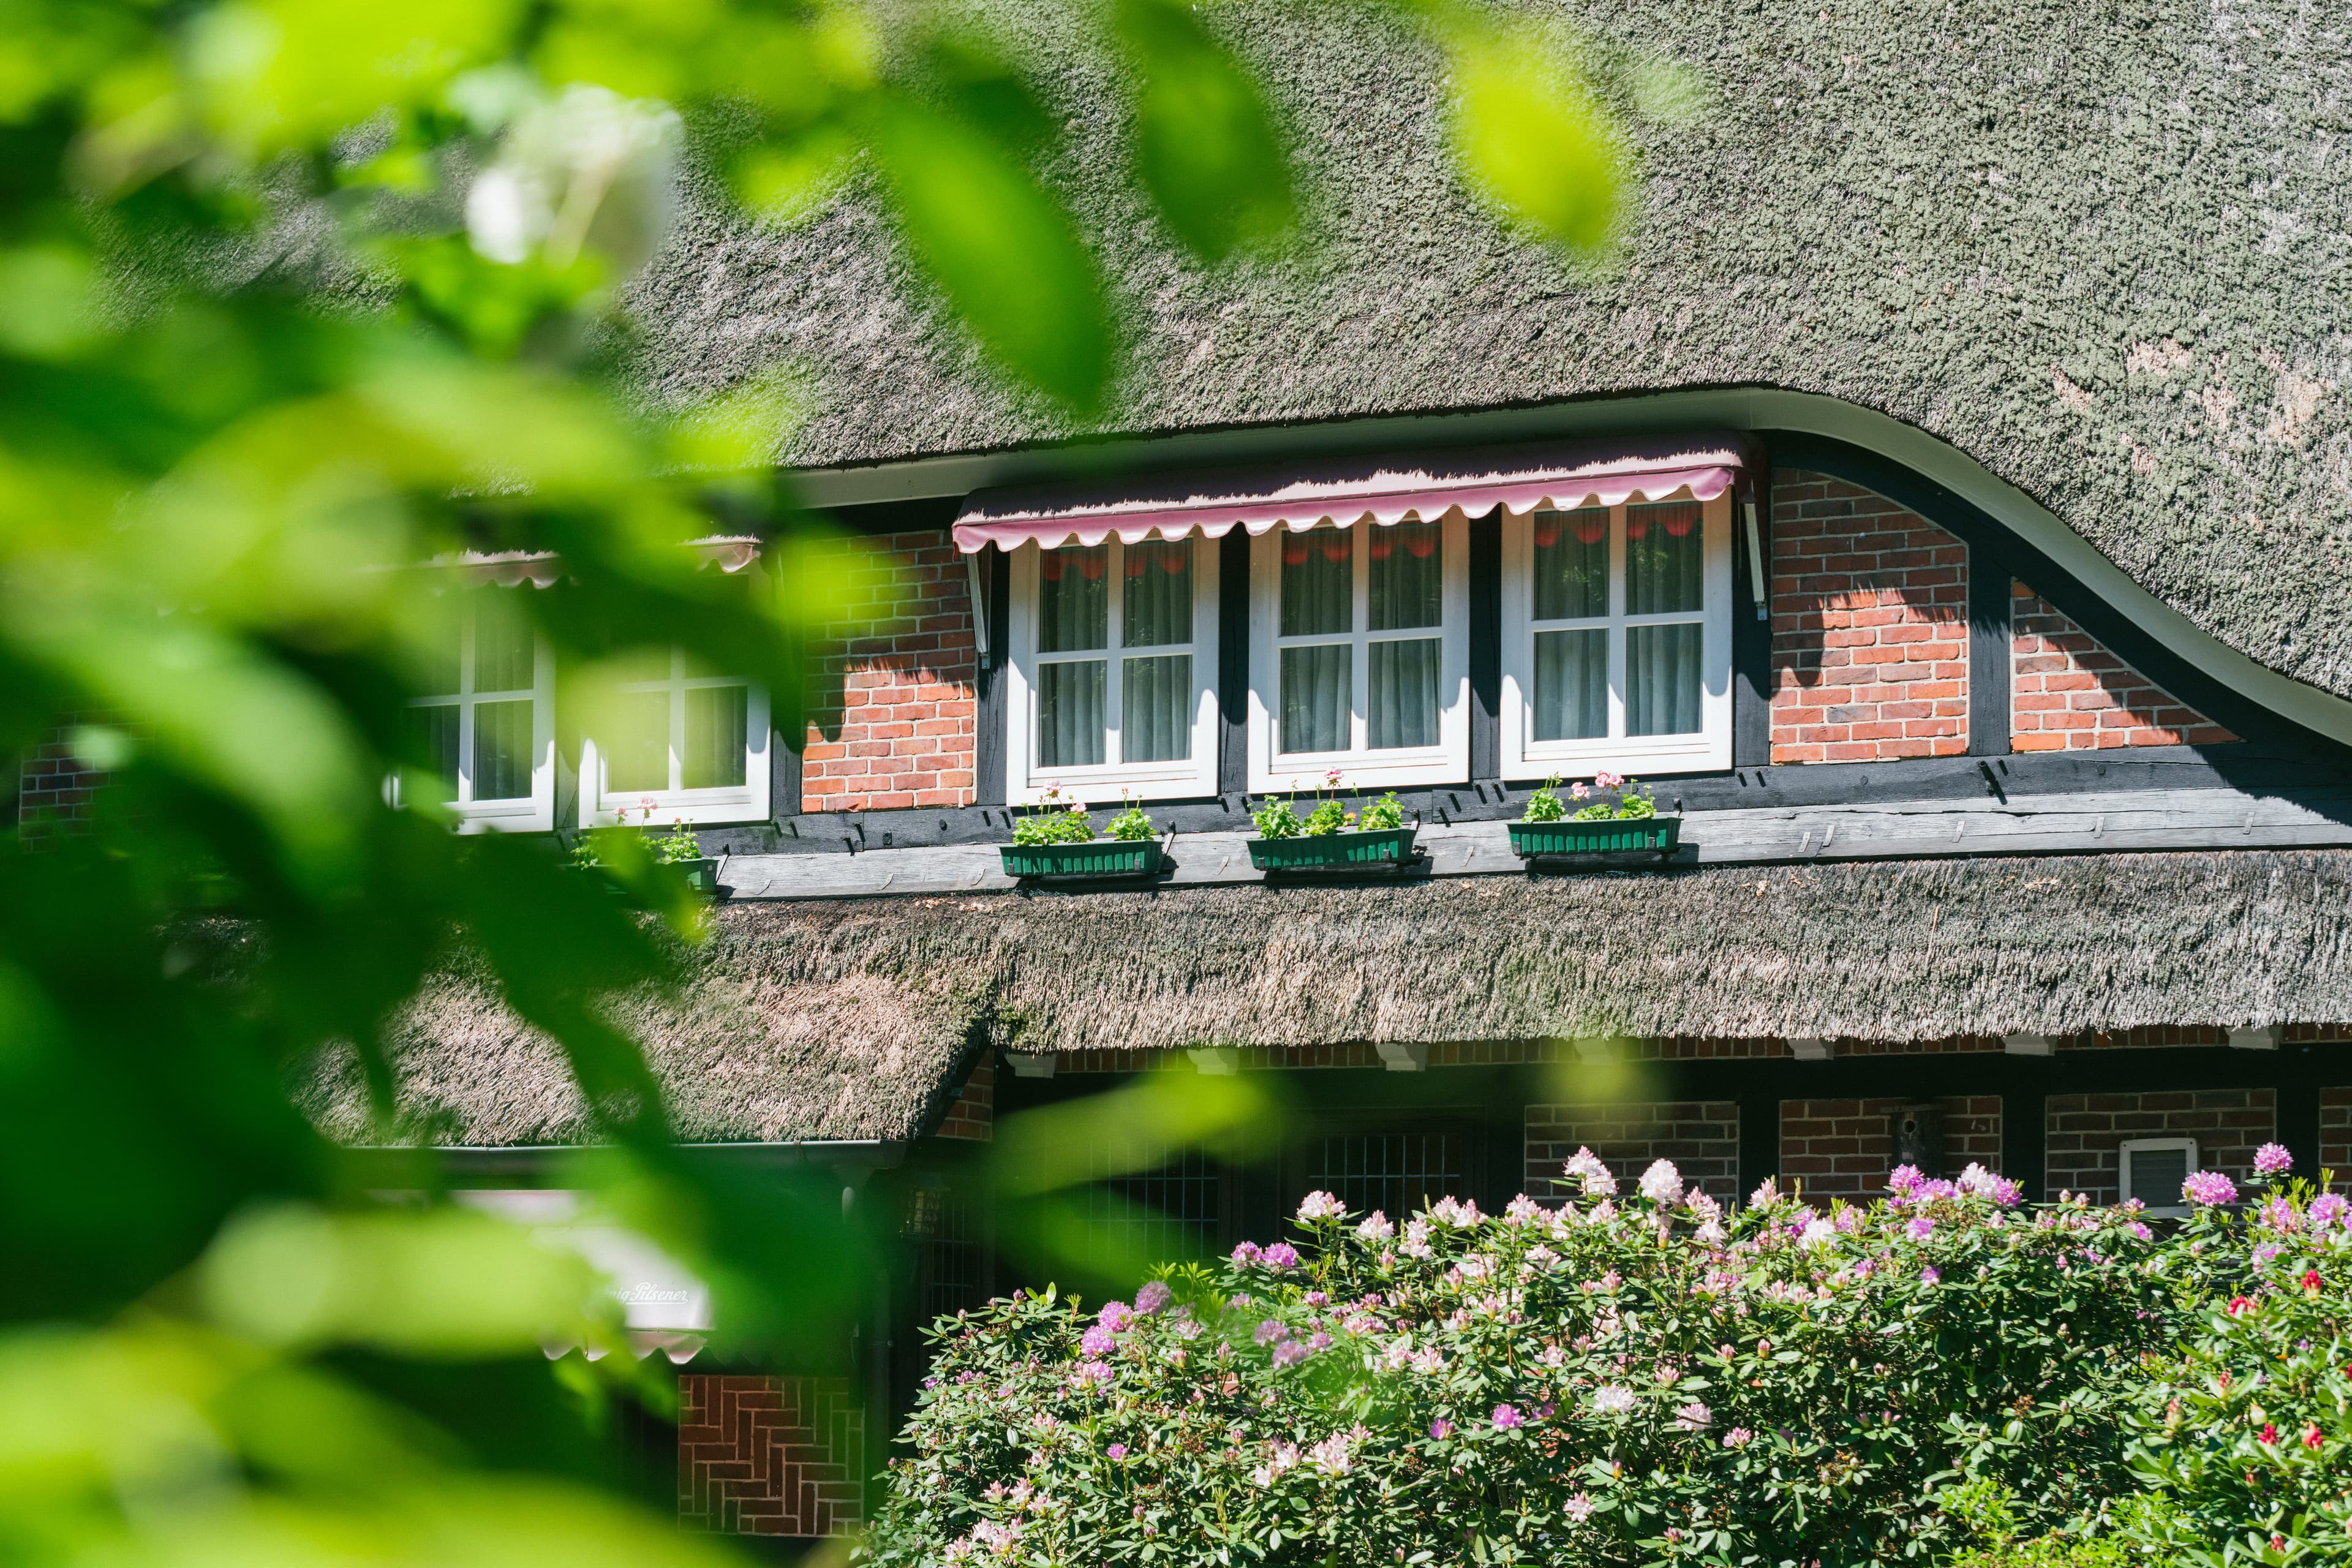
[860, 1149, 2348, 1567]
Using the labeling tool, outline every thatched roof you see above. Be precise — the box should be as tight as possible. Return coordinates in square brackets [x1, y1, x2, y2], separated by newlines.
[299, 964, 986, 1147]
[328, 850, 2352, 1146]
[631, 0, 2352, 701]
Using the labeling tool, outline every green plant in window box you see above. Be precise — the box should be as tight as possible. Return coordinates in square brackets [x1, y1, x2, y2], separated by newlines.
[1002, 789, 1158, 878]
[1512, 767, 1679, 858]
[1248, 772, 1417, 871]
[1105, 795, 1158, 843]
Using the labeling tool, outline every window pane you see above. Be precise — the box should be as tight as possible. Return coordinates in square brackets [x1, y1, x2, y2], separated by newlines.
[1036, 659, 1106, 767]
[1532, 628, 1608, 741]
[1532, 509, 1609, 620]
[2127, 1147, 2189, 1210]
[1368, 522, 1442, 630]
[1038, 546, 1109, 653]
[1279, 530, 1351, 636]
[419, 611, 463, 698]
[1626, 501, 1703, 615]
[603, 688, 670, 794]
[472, 699, 535, 801]
[1122, 653, 1191, 764]
[1627, 622, 1703, 736]
[1278, 643, 1350, 755]
[1123, 541, 1191, 648]
[473, 595, 535, 693]
[1368, 637, 1439, 750]
[682, 684, 748, 789]
[407, 704, 459, 802]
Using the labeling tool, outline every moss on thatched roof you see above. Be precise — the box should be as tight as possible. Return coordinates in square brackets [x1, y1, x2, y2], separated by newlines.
[630, 0, 2352, 701]
[321, 850, 2352, 1147]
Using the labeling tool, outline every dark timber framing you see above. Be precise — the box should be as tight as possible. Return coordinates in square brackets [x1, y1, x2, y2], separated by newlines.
[1732, 456, 1774, 769]
[1468, 508, 1501, 783]
[1219, 529, 1250, 797]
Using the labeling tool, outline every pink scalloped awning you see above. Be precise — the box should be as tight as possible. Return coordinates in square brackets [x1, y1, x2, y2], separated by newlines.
[432, 535, 765, 587]
[952, 435, 1751, 554]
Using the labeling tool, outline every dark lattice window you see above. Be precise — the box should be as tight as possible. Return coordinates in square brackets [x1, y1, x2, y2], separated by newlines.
[1297, 1126, 1471, 1222]
[1084, 1139, 1226, 1270]
[903, 1185, 979, 1321]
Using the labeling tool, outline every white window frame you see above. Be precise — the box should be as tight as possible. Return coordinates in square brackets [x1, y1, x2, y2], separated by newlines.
[1247, 516, 1471, 793]
[578, 649, 771, 827]
[1499, 490, 1733, 780]
[1006, 535, 1221, 804]
[2118, 1136, 2199, 1218]
[402, 596, 556, 833]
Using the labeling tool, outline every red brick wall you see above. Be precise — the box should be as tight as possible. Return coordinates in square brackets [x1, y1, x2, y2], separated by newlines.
[678, 1375, 864, 1537]
[935, 1060, 993, 1142]
[1525, 1101, 1741, 1204]
[2321, 1087, 2351, 1188]
[2010, 584, 2236, 751]
[19, 720, 110, 827]
[1777, 1096, 2002, 1202]
[2043, 1089, 2275, 1205]
[800, 530, 978, 811]
[1770, 471, 1970, 763]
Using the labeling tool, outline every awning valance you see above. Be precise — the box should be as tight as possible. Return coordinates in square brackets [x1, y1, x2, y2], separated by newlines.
[952, 435, 1750, 554]
[433, 535, 764, 587]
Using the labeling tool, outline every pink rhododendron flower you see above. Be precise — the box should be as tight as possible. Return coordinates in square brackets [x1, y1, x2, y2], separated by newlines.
[1592, 1385, 1635, 1415]
[2310, 1193, 2350, 1230]
[1723, 1427, 1754, 1449]
[1297, 1189, 1347, 1223]
[1356, 1210, 1395, 1243]
[1080, 1325, 1117, 1356]
[1639, 1159, 1683, 1205]
[1565, 1148, 1618, 1197]
[2305, 1425, 2324, 1451]
[2254, 1142, 2294, 1177]
[1231, 1241, 1262, 1264]
[1098, 1301, 1134, 1330]
[1075, 1361, 1112, 1387]
[1491, 1404, 1524, 1430]
[1428, 1418, 1455, 1440]
[1259, 1242, 1300, 1270]
[1254, 1319, 1288, 1346]
[1907, 1216, 1935, 1241]
[1564, 1493, 1596, 1524]
[1307, 1431, 1354, 1474]
[1674, 1400, 1713, 1432]
[1270, 1340, 1309, 1368]
[2182, 1170, 2239, 1207]
[1134, 1280, 1172, 1314]
[1105, 1443, 1127, 1461]
[1920, 1267, 1942, 1284]
[2260, 1422, 2279, 1446]
[1888, 1164, 1925, 1198]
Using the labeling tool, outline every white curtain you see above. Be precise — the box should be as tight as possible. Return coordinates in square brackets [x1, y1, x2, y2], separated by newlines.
[1280, 644, 1349, 754]
[1039, 546, 1109, 652]
[1122, 542, 1190, 647]
[473, 698, 534, 800]
[1627, 623, 1701, 736]
[1037, 660, 1106, 766]
[1532, 628, 1607, 741]
[1532, 513, 1608, 620]
[1122, 654, 1190, 763]
[1280, 531, 1351, 635]
[1369, 638, 1439, 749]
[683, 684, 748, 788]
[1626, 502, 1703, 615]
[1369, 522, 1442, 630]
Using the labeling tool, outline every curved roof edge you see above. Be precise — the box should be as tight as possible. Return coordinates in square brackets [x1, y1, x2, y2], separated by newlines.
[790, 388, 2352, 751]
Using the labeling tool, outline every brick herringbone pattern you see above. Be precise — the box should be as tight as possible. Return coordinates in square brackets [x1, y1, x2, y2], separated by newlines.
[677, 1375, 864, 1537]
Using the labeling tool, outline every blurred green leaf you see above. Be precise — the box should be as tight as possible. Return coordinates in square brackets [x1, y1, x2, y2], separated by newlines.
[863, 91, 1115, 415]
[1112, 0, 1296, 262]
[1438, 20, 1623, 252]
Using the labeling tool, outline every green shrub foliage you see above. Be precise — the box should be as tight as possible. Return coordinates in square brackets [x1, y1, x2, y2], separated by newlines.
[858, 1151, 2352, 1567]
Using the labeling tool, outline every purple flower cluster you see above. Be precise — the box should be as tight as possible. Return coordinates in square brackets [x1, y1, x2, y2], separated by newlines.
[2182, 1170, 2239, 1207]
[1232, 1240, 1302, 1270]
[2253, 1142, 2294, 1178]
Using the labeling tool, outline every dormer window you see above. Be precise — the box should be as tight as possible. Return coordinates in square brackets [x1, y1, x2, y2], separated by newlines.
[579, 647, 771, 826]
[403, 590, 555, 831]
